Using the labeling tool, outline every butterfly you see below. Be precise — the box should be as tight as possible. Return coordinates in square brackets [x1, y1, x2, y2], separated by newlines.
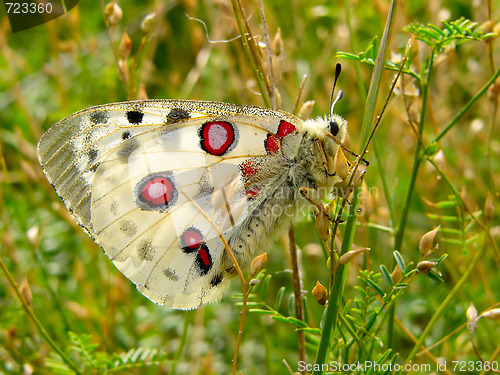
[37, 85, 348, 310]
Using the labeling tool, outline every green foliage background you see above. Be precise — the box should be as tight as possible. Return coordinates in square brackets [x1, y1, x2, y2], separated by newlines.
[0, 0, 499, 374]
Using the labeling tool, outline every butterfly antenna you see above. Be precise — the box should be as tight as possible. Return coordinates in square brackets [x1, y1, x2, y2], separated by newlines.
[329, 63, 343, 121]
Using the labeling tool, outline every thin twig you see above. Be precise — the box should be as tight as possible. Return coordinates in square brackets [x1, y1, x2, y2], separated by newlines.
[179, 190, 247, 375]
[288, 225, 306, 373]
[359, 40, 410, 163]
[99, 0, 128, 94]
[257, 0, 276, 108]
[404, 226, 491, 366]
[129, 35, 148, 99]
[0, 256, 82, 374]
[326, 47, 409, 251]
[292, 75, 308, 115]
[230, 0, 271, 106]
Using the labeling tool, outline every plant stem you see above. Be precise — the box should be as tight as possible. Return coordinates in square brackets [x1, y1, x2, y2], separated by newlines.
[403, 225, 490, 366]
[427, 63, 500, 147]
[0, 255, 82, 375]
[313, 189, 360, 375]
[289, 225, 306, 373]
[360, 0, 398, 146]
[230, 0, 271, 107]
[389, 50, 434, 348]
[168, 310, 194, 375]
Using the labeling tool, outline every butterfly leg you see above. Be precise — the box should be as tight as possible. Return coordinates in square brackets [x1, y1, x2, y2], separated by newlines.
[314, 139, 336, 177]
[299, 187, 334, 250]
[299, 187, 326, 212]
[324, 131, 370, 166]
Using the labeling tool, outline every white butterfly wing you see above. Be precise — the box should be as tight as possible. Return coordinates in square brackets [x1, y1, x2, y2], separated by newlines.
[38, 100, 302, 309]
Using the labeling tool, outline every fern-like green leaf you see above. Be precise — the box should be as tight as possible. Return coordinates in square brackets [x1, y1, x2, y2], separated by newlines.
[404, 17, 490, 54]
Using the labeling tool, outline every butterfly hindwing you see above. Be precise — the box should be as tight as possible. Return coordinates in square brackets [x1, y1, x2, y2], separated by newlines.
[38, 99, 303, 309]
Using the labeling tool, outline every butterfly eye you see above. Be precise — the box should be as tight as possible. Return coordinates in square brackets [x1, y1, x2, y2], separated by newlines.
[329, 120, 339, 136]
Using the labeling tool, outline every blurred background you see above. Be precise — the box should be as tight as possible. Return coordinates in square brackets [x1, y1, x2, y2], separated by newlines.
[0, 0, 499, 373]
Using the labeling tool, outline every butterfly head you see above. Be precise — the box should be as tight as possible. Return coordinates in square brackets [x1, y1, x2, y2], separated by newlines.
[328, 112, 348, 142]
[300, 83, 347, 142]
[326, 63, 347, 142]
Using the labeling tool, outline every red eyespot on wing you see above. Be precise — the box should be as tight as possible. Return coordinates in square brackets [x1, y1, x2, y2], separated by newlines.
[276, 120, 297, 137]
[196, 244, 213, 275]
[240, 160, 259, 178]
[179, 228, 213, 275]
[246, 187, 261, 199]
[199, 121, 238, 156]
[135, 172, 177, 211]
[240, 160, 261, 199]
[265, 134, 280, 155]
[265, 120, 297, 155]
[180, 227, 204, 254]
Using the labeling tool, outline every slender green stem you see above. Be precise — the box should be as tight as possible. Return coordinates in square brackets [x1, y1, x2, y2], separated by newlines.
[230, 0, 271, 107]
[394, 51, 434, 253]
[388, 51, 434, 348]
[289, 225, 306, 372]
[343, 0, 367, 102]
[0, 255, 82, 375]
[312, 1, 398, 370]
[372, 138, 396, 227]
[404, 226, 490, 366]
[313, 190, 360, 375]
[427, 63, 500, 147]
[337, 312, 364, 355]
[360, 0, 398, 146]
[168, 310, 194, 375]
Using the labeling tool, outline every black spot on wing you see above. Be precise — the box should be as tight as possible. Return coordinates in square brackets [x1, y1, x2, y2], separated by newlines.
[122, 131, 131, 140]
[166, 109, 190, 123]
[210, 273, 223, 287]
[88, 148, 98, 163]
[163, 268, 179, 281]
[137, 239, 155, 261]
[126, 110, 144, 124]
[119, 220, 138, 237]
[90, 111, 110, 124]
[89, 162, 100, 172]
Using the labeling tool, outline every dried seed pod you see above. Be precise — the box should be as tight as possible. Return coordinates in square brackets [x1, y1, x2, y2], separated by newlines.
[315, 205, 330, 244]
[359, 180, 373, 218]
[339, 248, 370, 266]
[419, 226, 440, 257]
[105, 2, 123, 26]
[141, 13, 156, 35]
[391, 264, 402, 284]
[118, 31, 132, 60]
[481, 308, 500, 321]
[250, 253, 268, 276]
[484, 192, 494, 222]
[20, 276, 32, 306]
[416, 260, 437, 274]
[297, 100, 315, 120]
[466, 303, 478, 324]
[272, 28, 283, 57]
[312, 281, 328, 305]
[334, 147, 349, 180]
